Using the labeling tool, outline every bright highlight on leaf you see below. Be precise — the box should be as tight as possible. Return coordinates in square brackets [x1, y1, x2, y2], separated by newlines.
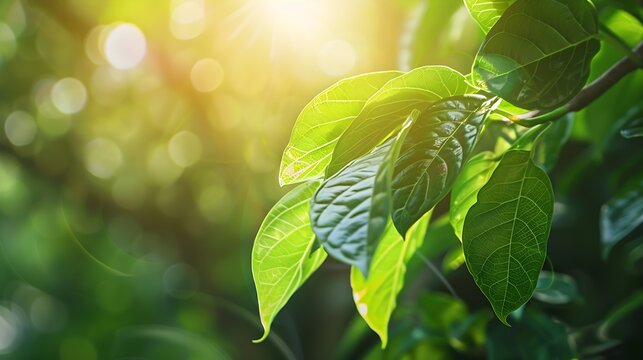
[450, 151, 499, 240]
[252, 180, 327, 342]
[472, 0, 600, 110]
[350, 212, 431, 347]
[279, 71, 402, 185]
[328, 66, 474, 176]
[463, 150, 554, 324]
[464, 0, 516, 33]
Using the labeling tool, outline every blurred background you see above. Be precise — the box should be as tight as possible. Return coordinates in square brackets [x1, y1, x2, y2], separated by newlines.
[0, 0, 641, 359]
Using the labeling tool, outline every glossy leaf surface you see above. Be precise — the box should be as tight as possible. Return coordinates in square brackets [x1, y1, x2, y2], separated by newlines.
[327, 66, 473, 176]
[279, 71, 402, 185]
[463, 150, 554, 324]
[310, 114, 416, 276]
[472, 0, 600, 110]
[391, 95, 495, 236]
[252, 181, 327, 342]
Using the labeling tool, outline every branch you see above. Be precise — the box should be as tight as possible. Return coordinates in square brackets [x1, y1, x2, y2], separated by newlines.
[516, 41, 643, 127]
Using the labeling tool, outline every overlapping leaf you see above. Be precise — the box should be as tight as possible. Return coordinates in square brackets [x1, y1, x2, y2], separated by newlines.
[279, 71, 402, 185]
[463, 150, 554, 324]
[310, 114, 417, 276]
[391, 95, 496, 236]
[464, 0, 516, 33]
[327, 66, 473, 176]
[252, 181, 327, 342]
[472, 0, 600, 110]
[533, 114, 573, 172]
[350, 213, 431, 347]
[450, 151, 500, 240]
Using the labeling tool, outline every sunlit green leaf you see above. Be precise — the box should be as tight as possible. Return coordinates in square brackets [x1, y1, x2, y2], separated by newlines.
[252, 181, 327, 342]
[600, 175, 643, 257]
[472, 0, 600, 110]
[487, 309, 574, 359]
[350, 213, 431, 347]
[279, 71, 402, 185]
[327, 66, 474, 176]
[534, 271, 580, 305]
[450, 151, 499, 240]
[464, 0, 515, 33]
[533, 114, 574, 172]
[391, 94, 496, 236]
[310, 112, 418, 276]
[463, 150, 554, 324]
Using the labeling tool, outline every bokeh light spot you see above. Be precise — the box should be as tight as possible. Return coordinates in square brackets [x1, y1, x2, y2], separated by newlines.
[0, 305, 18, 353]
[51, 78, 87, 114]
[0, 23, 17, 63]
[319, 39, 357, 76]
[169, 131, 203, 167]
[84, 138, 123, 179]
[170, 0, 205, 40]
[104, 23, 147, 70]
[190, 58, 225, 93]
[4, 111, 37, 146]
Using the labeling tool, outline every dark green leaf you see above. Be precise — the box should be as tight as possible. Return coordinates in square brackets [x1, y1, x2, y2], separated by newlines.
[533, 114, 574, 172]
[450, 151, 500, 240]
[463, 150, 554, 324]
[600, 176, 643, 257]
[279, 71, 402, 185]
[310, 114, 417, 276]
[620, 111, 643, 139]
[487, 309, 574, 359]
[391, 95, 496, 236]
[327, 66, 473, 176]
[534, 271, 580, 305]
[472, 0, 600, 110]
[464, 0, 516, 33]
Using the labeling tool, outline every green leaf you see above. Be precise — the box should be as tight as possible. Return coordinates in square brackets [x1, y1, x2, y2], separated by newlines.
[534, 271, 580, 305]
[391, 94, 496, 236]
[600, 176, 643, 257]
[350, 213, 431, 347]
[464, 0, 516, 33]
[533, 114, 574, 172]
[327, 66, 474, 176]
[620, 109, 643, 139]
[463, 150, 554, 324]
[486, 309, 574, 359]
[472, 0, 600, 110]
[252, 181, 327, 342]
[450, 151, 500, 240]
[310, 112, 417, 276]
[279, 71, 402, 185]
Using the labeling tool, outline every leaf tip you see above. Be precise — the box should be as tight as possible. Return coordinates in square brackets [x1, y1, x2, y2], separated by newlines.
[253, 329, 270, 343]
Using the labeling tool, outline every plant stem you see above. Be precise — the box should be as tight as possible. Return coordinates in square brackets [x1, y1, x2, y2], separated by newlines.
[515, 41, 643, 128]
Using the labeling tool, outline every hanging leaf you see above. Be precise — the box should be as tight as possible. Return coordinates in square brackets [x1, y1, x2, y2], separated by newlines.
[472, 0, 600, 110]
[310, 113, 417, 276]
[279, 71, 402, 185]
[463, 150, 554, 324]
[252, 181, 327, 342]
[534, 271, 580, 305]
[464, 0, 516, 33]
[620, 112, 643, 139]
[391, 94, 496, 236]
[450, 151, 500, 240]
[327, 66, 473, 176]
[350, 212, 431, 347]
[600, 176, 643, 257]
